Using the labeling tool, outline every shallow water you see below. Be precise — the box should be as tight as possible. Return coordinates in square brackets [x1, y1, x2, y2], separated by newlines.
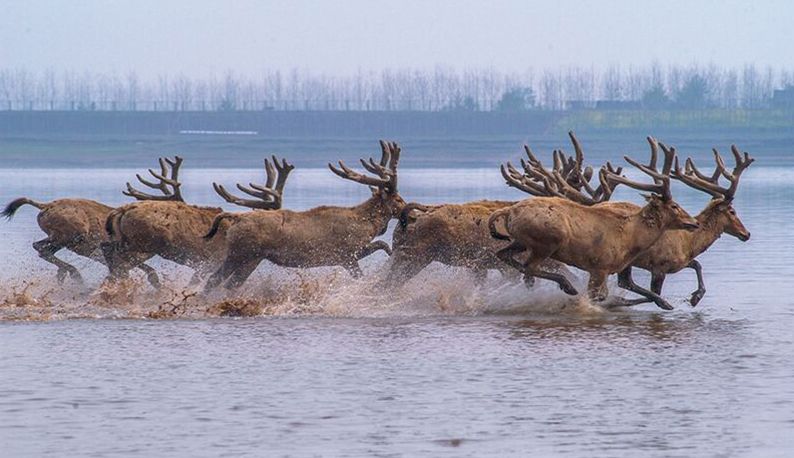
[1, 159, 793, 456]
[3, 314, 793, 457]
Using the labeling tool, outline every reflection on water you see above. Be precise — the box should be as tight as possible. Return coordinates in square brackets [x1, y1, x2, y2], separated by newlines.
[1, 165, 794, 456]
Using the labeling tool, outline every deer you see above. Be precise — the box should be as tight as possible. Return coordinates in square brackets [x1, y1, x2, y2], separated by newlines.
[614, 144, 753, 307]
[488, 139, 700, 310]
[101, 155, 292, 287]
[0, 159, 190, 287]
[532, 140, 754, 307]
[385, 132, 610, 288]
[386, 199, 521, 287]
[203, 140, 405, 291]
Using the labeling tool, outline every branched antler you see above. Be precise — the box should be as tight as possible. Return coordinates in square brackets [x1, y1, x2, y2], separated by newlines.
[328, 140, 401, 193]
[502, 132, 618, 205]
[213, 156, 294, 210]
[673, 145, 754, 201]
[605, 137, 675, 200]
[124, 156, 184, 201]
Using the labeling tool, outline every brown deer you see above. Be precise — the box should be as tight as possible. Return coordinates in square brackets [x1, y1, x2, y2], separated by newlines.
[386, 199, 520, 286]
[489, 140, 700, 310]
[0, 159, 190, 287]
[203, 140, 405, 291]
[503, 138, 754, 307]
[385, 132, 610, 287]
[102, 156, 292, 286]
[615, 145, 753, 306]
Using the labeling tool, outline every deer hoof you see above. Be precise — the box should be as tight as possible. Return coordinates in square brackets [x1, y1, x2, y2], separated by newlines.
[70, 271, 85, 285]
[560, 283, 578, 296]
[523, 274, 535, 289]
[689, 290, 705, 307]
[655, 299, 675, 311]
[147, 275, 162, 289]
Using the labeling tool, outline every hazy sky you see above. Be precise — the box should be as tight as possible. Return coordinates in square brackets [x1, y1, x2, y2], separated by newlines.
[2, 0, 792, 78]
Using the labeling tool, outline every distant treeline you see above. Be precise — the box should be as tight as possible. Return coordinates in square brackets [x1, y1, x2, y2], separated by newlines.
[2, 64, 794, 112]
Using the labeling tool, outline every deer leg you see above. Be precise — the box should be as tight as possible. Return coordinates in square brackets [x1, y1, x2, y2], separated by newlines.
[497, 244, 552, 289]
[650, 272, 666, 295]
[544, 260, 574, 279]
[33, 238, 83, 284]
[521, 250, 532, 288]
[103, 244, 155, 288]
[617, 267, 674, 311]
[587, 271, 610, 302]
[136, 263, 162, 289]
[516, 242, 577, 295]
[687, 260, 706, 306]
[535, 259, 572, 289]
[524, 263, 579, 296]
[495, 241, 527, 273]
[385, 253, 430, 287]
[358, 240, 392, 258]
[343, 241, 392, 279]
[204, 260, 236, 292]
[224, 260, 260, 290]
[100, 241, 128, 282]
[601, 269, 653, 308]
[520, 249, 577, 295]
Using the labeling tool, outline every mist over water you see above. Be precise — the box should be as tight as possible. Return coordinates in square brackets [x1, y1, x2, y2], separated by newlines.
[1, 138, 793, 456]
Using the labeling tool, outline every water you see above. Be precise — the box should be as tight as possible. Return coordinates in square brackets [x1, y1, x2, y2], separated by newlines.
[1, 148, 794, 455]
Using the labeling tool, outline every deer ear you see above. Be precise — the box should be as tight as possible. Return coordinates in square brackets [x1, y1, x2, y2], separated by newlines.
[714, 198, 731, 210]
[643, 193, 665, 204]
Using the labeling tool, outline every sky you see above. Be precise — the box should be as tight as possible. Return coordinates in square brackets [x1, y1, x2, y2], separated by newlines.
[1, 0, 792, 78]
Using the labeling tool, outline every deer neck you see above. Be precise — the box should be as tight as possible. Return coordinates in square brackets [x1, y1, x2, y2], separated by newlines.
[353, 195, 395, 236]
[623, 204, 672, 253]
[684, 206, 726, 259]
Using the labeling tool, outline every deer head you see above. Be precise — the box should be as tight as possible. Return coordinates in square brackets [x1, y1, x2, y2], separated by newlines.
[328, 140, 405, 215]
[604, 137, 699, 231]
[212, 156, 294, 210]
[124, 156, 184, 202]
[673, 145, 754, 241]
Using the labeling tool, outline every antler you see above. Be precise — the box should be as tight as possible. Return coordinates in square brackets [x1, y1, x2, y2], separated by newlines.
[557, 131, 617, 204]
[673, 145, 754, 201]
[124, 156, 184, 202]
[501, 161, 564, 198]
[605, 137, 675, 200]
[328, 140, 401, 193]
[503, 132, 618, 205]
[213, 156, 294, 210]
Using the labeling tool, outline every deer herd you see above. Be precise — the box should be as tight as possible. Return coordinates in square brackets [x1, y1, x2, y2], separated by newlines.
[3, 133, 754, 311]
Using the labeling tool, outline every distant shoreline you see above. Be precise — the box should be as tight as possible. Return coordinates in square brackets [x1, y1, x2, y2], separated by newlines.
[1, 118, 793, 169]
[2, 109, 793, 138]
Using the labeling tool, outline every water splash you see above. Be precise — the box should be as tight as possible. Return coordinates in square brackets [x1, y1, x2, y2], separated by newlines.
[0, 263, 666, 321]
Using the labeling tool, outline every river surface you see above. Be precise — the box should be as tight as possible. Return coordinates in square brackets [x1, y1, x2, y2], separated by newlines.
[1, 142, 793, 456]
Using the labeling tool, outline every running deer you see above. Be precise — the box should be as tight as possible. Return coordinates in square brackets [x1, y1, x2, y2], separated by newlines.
[617, 144, 753, 306]
[386, 132, 605, 287]
[536, 140, 753, 307]
[488, 140, 700, 310]
[203, 140, 404, 291]
[102, 156, 292, 286]
[0, 159, 192, 287]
